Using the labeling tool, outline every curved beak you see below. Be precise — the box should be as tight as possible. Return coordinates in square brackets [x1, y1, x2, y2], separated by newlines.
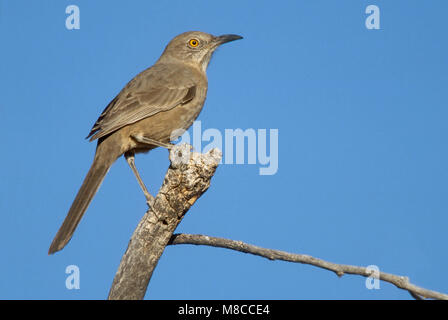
[214, 34, 243, 46]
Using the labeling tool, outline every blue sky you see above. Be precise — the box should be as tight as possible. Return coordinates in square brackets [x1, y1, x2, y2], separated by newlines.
[0, 0, 447, 299]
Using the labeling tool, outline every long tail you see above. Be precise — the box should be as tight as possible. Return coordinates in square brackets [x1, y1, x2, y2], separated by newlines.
[48, 142, 118, 254]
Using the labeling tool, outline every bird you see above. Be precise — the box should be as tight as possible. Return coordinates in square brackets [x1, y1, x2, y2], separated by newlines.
[48, 31, 242, 254]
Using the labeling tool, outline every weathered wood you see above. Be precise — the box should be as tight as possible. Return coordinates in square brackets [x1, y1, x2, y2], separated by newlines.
[108, 144, 221, 300]
[168, 234, 448, 300]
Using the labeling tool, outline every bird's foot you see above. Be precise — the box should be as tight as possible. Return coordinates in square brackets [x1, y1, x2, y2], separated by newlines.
[145, 193, 156, 209]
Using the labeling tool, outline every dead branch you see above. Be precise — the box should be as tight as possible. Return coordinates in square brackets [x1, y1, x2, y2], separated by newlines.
[168, 233, 448, 300]
[108, 144, 447, 300]
[108, 144, 222, 300]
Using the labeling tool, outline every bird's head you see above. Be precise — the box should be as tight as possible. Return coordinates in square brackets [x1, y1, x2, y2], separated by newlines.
[158, 31, 243, 71]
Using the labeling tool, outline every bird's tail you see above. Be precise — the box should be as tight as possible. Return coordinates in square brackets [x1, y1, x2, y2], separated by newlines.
[48, 142, 118, 254]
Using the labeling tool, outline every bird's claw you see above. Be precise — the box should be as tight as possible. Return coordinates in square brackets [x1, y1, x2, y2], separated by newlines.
[146, 195, 155, 209]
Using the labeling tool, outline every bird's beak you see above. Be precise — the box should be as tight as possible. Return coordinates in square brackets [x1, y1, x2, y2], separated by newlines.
[214, 34, 243, 46]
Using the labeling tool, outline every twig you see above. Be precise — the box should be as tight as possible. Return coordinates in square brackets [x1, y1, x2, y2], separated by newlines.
[168, 233, 448, 300]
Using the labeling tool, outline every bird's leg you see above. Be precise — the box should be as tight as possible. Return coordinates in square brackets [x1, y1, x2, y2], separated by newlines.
[124, 151, 155, 208]
[131, 134, 174, 150]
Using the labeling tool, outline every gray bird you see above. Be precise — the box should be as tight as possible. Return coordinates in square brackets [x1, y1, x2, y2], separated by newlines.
[49, 31, 242, 254]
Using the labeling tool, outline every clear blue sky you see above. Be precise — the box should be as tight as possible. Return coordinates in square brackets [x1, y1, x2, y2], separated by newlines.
[1, 1, 447, 299]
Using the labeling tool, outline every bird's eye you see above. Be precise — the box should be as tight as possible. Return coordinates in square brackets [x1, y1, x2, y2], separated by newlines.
[189, 39, 200, 47]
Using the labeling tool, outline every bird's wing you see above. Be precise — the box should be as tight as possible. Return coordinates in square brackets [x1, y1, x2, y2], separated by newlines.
[87, 64, 198, 141]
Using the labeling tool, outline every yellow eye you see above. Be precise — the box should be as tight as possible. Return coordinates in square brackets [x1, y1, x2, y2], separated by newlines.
[189, 39, 200, 47]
